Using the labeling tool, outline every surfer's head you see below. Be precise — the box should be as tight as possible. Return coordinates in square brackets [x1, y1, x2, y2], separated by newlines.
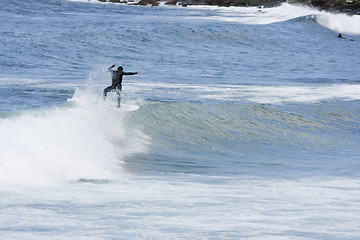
[117, 66, 123, 71]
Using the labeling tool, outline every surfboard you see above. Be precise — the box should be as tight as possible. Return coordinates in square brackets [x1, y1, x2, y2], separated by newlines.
[103, 100, 139, 112]
[117, 104, 139, 112]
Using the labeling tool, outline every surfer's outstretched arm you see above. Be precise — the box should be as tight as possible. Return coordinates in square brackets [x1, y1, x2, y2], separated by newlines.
[123, 70, 140, 75]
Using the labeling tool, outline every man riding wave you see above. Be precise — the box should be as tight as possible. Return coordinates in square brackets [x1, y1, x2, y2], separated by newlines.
[103, 63, 139, 107]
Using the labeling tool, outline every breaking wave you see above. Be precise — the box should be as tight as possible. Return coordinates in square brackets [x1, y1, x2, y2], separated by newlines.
[188, 3, 360, 34]
[0, 89, 149, 186]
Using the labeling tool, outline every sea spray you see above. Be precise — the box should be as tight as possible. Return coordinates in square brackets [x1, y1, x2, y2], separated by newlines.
[316, 12, 360, 35]
[0, 89, 149, 186]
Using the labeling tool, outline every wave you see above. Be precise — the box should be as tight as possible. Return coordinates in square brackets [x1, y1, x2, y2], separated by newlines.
[0, 89, 149, 187]
[187, 3, 360, 34]
[187, 3, 316, 24]
[1, 87, 357, 185]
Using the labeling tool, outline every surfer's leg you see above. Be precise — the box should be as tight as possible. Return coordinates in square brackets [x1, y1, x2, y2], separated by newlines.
[116, 89, 121, 107]
[103, 86, 113, 100]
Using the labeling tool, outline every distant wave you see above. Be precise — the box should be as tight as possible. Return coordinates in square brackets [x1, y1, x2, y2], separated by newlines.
[186, 3, 316, 25]
[187, 3, 360, 34]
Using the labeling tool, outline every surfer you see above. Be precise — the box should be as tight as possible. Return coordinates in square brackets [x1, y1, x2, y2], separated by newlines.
[338, 33, 346, 39]
[103, 63, 139, 107]
[337, 33, 354, 41]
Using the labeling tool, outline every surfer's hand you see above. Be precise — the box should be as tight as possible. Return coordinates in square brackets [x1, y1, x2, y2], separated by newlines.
[137, 70, 140, 74]
[113, 63, 116, 66]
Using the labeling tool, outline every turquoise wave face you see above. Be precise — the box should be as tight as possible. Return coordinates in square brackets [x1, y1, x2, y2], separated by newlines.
[127, 100, 360, 178]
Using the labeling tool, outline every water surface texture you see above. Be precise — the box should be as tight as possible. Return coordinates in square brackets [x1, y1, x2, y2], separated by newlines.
[1, 0, 360, 239]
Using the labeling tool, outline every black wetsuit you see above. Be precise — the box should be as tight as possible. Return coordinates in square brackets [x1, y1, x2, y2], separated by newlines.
[103, 65, 138, 96]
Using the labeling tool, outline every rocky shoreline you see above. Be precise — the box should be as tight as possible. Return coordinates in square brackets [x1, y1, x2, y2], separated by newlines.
[99, 0, 360, 15]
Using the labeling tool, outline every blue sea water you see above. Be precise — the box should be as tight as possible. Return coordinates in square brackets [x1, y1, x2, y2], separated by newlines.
[1, 0, 360, 239]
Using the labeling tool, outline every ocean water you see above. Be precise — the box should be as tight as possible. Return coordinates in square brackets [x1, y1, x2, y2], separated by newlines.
[1, 0, 360, 239]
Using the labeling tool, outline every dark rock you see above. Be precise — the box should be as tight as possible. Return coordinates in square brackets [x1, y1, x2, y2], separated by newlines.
[311, 0, 328, 7]
[249, 0, 284, 7]
[138, 0, 159, 6]
[204, 0, 284, 7]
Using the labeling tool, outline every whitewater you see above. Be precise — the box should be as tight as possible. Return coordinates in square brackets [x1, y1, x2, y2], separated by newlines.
[0, 0, 360, 239]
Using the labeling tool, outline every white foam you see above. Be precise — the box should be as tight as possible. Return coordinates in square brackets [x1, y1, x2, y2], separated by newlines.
[127, 82, 360, 104]
[316, 11, 360, 35]
[2, 175, 359, 239]
[251, 84, 360, 103]
[0, 89, 149, 187]
[187, 4, 315, 25]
